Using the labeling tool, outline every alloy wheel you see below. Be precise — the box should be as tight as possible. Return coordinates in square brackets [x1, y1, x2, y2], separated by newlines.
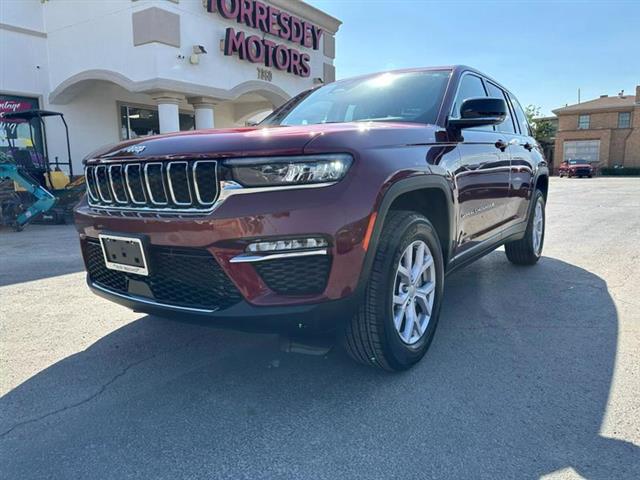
[392, 240, 436, 345]
[532, 197, 544, 255]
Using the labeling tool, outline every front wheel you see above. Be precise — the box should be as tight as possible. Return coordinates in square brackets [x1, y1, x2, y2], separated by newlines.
[504, 190, 546, 265]
[342, 211, 445, 371]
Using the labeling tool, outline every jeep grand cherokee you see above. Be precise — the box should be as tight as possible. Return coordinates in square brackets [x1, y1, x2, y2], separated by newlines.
[75, 66, 549, 371]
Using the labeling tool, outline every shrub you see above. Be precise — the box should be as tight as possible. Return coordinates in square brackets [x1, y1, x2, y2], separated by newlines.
[600, 167, 640, 176]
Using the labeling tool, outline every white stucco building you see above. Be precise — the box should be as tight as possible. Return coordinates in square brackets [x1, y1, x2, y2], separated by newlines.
[0, 0, 340, 175]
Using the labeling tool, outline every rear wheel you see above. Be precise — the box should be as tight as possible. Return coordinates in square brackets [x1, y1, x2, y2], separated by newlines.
[504, 190, 545, 265]
[342, 211, 444, 371]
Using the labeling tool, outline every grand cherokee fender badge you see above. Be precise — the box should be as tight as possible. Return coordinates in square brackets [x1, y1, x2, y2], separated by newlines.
[461, 202, 496, 219]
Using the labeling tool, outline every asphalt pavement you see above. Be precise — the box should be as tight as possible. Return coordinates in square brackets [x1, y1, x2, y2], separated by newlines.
[1, 177, 639, 479]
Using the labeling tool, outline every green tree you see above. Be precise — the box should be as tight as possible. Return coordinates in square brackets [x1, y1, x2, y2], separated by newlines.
[525, 105, 555, 144]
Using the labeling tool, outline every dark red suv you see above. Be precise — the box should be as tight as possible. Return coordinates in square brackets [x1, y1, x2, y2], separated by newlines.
[75, 66, 548, 370]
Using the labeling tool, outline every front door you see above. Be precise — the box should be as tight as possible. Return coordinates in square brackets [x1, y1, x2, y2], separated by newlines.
[449, 74, 512, 256]
[453, 130, 512, 254]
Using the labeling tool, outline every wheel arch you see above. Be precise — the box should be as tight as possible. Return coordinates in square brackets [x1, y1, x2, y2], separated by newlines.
[359, 175, 456, 291]
[535, 171, 549, 200]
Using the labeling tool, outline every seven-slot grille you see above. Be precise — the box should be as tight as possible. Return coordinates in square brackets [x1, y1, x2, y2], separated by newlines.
[85, 160, 218, 212]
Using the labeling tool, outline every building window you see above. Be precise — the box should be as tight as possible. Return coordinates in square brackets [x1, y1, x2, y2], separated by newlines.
[563, 140, 600, 163]
[577, 114, 590, 129]
[120, 105, 195, 140]
[618, 112, 631, 128]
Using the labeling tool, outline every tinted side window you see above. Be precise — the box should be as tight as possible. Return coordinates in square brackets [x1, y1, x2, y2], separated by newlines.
[509, 95, 532, 136]
[485, 82, 516, 134]
[452, 74, 493, 131]
[452, 74, 487, 118]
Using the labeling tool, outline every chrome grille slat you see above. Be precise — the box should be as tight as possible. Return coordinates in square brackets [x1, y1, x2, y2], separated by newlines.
[85, 160, 218, 213]
[193, 160, 218, 205]
[144, 163, 169, 205]
[85, 166, 99, 201]
[167, 161, 192, 206]
[124, 163, 146, 205]
[108, 165, 128, 204]
[95, 165, 113, 203]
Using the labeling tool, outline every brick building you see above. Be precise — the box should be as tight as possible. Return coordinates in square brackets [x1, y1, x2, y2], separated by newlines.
[552, 85, 640, 171]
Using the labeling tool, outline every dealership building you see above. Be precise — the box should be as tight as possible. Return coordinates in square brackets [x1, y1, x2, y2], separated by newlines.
[0, 0, 341, 175]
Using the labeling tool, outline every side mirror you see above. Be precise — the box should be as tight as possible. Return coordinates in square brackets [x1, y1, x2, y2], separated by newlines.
[448, 97, 507, 129]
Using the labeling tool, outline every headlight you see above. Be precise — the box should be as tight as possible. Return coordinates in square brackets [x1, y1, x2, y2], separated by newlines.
[225, 154, 352, 187]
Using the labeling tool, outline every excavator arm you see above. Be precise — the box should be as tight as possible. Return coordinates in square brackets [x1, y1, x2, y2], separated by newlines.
[0, 162, 56, 231]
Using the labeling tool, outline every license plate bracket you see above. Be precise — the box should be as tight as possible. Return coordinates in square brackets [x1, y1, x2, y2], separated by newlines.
[99, 233, 149, 276]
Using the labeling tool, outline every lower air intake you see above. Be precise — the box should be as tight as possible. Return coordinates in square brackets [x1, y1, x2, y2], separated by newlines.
[253, 255, 331, 295]
[83, 239, 242, 310]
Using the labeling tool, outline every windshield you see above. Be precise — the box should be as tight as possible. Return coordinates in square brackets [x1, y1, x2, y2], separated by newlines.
[261, 70, 451, 127]
[568, 159, 590, 165]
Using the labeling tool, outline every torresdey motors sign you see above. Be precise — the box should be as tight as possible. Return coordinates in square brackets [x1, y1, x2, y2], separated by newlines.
[207, 0, 323, 78]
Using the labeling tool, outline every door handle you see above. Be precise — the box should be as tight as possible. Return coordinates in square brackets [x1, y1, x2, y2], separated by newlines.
[495, 139, 508, 151]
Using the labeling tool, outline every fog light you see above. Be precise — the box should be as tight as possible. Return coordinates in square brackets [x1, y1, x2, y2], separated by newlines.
[246, 237, 328, 253]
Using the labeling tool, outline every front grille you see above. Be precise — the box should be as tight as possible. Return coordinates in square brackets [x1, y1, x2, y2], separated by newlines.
[84, 239, 242, 310]
[85, 160, 218, 212]
[254, 255, 331, 295]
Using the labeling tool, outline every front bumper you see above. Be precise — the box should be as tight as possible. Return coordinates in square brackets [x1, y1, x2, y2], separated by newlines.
[75, 174, 379, 321]
[88, 276, 357, 333]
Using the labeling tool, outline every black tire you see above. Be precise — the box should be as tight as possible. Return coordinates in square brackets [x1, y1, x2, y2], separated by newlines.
[504, 189, 546, 265]
[342, 210, 445, 371]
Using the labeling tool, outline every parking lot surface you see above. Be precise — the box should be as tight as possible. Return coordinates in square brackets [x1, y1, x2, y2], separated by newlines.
[1, 177, 639, 479]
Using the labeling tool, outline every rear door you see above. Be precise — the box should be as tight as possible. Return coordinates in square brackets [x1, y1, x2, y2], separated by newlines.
[484, 82, 528, 226]
[507, 92, 538, 224]
[451, 74, 512, 255]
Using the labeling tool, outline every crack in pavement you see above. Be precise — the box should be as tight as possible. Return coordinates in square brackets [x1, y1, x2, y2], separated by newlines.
[0, 335, 201, 439]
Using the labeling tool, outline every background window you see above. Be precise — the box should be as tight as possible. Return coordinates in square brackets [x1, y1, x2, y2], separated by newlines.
[485, 82, 516, 134]
[563, 140, 600, 163]
[618, 112, 631, 128]
[578, 114, 590, 129]
[120, 105, 195, 140]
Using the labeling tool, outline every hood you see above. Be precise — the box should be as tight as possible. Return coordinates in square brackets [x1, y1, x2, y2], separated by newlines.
[85, 122, 440, 163]
[569, 163, 592, 170]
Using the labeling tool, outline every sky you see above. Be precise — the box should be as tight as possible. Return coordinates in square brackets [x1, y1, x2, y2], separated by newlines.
[306, 0, 640, 116]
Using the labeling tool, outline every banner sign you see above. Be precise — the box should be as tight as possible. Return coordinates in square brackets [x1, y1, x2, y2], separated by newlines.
[207, 0, 323, 78]
[0, 98, 36, 124]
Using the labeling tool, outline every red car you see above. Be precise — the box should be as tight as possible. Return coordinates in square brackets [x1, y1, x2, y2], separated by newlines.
[75, 66, 549, 370]
[558, 159, 594, 178]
